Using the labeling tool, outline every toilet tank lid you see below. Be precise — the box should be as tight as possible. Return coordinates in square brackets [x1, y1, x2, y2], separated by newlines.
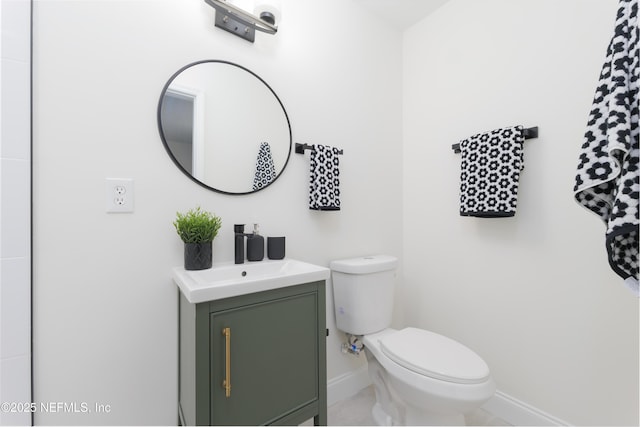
[330, 255, 398, 274]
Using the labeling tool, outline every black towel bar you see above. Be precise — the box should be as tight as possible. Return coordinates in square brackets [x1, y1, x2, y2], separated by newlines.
[295, 143, 344, 155]
[451, 126, 538, 154]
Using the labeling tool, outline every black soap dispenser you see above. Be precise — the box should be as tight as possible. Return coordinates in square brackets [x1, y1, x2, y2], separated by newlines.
[246, 223, 265, 261]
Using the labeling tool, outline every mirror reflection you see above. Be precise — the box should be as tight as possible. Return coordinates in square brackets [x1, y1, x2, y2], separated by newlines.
[158, 60, 291, 194]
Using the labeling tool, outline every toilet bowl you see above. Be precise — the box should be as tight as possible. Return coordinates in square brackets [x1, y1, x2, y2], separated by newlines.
[330, 255, 495, 426]
[362, 328, 495, 425]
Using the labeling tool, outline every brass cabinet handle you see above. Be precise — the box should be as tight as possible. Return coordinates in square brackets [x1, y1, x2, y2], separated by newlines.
[222, 327, 231, 398]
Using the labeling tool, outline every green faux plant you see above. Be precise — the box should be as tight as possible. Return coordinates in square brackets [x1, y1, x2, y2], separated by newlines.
[173, 207, 222, 244]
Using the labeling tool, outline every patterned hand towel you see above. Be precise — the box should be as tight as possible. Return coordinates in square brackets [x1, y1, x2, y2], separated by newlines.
[253, 142, 277, 191]
[574, 0, 638, 282]
[459, 126, 525, 217]
[309, 145, 341, 211]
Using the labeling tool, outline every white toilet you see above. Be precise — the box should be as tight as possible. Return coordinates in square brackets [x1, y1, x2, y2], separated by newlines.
[330, 255, 495, 426]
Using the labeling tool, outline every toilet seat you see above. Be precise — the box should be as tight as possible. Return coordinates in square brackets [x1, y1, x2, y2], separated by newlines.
[379, 327, 490, 384]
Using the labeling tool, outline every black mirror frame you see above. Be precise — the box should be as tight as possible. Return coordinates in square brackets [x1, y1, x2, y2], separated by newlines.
[157, 60, 292, 195]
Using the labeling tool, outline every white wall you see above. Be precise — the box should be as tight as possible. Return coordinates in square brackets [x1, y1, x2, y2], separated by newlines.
[0, 0, 31, 425]
[32, 0, 402, 424]
[402, 1, 639, 425]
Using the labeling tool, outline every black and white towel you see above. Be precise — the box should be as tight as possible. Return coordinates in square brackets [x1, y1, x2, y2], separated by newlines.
[459, 126, 525, 217]
[253, 142, 277, 191]
[309, 145, 341, 211]
[574, 0, 639, 287]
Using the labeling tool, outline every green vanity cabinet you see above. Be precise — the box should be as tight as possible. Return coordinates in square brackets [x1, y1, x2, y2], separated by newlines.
[179, 281, 327, 426]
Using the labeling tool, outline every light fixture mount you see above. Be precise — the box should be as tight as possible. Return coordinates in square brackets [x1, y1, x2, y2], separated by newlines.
[214, 11, 256, 42]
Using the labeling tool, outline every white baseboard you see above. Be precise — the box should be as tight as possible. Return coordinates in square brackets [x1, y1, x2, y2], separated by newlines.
[482, 390, 571, 426]
[327, 365, 371, 407]
[327, 368, 570, 426]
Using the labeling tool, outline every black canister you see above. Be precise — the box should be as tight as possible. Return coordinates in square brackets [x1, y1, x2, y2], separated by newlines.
[267, 236, 285, 260]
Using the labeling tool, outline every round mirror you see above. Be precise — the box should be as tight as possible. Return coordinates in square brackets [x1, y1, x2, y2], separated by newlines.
[158, 60, 292, 194]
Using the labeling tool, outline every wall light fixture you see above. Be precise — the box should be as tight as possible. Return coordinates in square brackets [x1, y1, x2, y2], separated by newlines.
[204, 0, 280, 43]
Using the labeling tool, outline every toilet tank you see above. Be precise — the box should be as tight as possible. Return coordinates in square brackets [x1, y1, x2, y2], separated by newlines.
[330, 255, 398, 336]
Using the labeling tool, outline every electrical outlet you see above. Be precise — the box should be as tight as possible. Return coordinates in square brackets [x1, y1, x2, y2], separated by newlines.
[106, 178, 134, 213]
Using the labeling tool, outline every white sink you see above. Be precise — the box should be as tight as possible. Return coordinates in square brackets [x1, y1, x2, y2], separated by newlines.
[173, 258, 330, 303]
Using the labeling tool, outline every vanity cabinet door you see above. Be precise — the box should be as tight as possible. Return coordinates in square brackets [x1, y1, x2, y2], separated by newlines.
[209, 292, 320, 425]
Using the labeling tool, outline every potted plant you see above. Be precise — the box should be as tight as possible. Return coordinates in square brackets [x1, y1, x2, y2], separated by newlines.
[174, 206, 222, 270]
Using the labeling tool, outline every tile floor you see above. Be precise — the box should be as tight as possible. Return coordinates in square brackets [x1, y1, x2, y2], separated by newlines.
[326, 386, 511, 426]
